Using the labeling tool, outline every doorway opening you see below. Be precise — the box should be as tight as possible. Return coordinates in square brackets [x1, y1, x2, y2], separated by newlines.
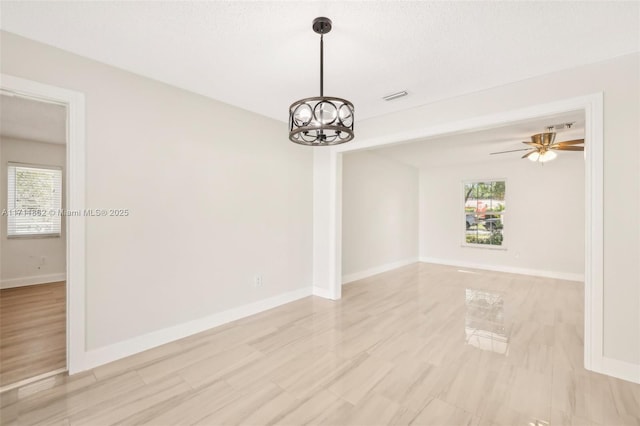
[0, 75, 86, 391]
[314, 93, 604, 375]
[0, 92, 67, 388]
[340, 110, 586, 284]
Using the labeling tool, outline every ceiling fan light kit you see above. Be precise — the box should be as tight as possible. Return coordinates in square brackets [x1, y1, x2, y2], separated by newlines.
[289, 17, 355, 146]
[528, 150, 557, 163]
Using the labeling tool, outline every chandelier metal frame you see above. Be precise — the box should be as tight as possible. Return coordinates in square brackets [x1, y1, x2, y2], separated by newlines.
[288, 17, 355, 146]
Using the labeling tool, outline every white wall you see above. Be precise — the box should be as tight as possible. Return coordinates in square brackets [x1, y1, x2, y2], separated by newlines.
[352, 53, 639, 366]
[0, 31, 313, 351]
[0, 137, 67, 288]
[420, 156, 584, 280]
[342, 150, 418, 280]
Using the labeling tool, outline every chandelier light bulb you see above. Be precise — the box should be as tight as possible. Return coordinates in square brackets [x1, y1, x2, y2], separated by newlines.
[295, 107, 311, 123]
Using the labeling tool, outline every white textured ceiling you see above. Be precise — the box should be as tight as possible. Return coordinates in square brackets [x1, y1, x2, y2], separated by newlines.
[1, 2, 638, 123]
[371, 111, 585, 169]
[0, 94, 67, 144]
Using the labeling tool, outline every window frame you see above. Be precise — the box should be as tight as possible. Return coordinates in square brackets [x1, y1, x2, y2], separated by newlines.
[7, 161, 64, 239]
[461, 178, 507, 250]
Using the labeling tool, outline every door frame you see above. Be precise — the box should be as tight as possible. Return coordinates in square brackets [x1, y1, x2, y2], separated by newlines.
[312, 93, 604, 374]
[1, 74, 87, 375]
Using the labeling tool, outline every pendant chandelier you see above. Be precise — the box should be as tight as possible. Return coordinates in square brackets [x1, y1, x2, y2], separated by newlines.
[289, 17, 355, 146]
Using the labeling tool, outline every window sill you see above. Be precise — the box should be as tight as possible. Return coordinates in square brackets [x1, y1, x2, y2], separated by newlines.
[461, 243, 507, 251]
[8, 234, 61, 240]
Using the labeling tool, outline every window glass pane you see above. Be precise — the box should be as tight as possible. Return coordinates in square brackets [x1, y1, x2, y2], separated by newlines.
[464, 180, 505, 247]
[7, 164, 62, 237]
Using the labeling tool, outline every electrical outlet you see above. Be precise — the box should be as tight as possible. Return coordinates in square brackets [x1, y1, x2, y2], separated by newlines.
[254, 275, 263, 288]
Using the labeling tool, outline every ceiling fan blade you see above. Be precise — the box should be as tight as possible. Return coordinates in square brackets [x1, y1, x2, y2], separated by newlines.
[549, 143, 582, 149]
[553, 146, 584, 151]
[523, 141, 544, 147]
[556, 138, 584, 146]
[489, 148, 531, 155]
[522, 150, 536, 159]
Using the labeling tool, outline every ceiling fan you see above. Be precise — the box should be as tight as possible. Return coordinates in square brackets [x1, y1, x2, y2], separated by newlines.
[490, 128, 584, 163]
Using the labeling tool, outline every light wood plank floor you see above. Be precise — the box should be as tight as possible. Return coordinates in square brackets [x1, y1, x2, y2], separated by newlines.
[2, 264, 639, 425]
[0, 281, 66, 387]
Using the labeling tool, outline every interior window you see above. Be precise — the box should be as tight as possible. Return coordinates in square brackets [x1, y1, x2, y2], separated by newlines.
[7, 163, 62, 237]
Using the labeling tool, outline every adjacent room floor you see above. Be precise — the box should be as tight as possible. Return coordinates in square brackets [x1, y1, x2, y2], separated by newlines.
[1, 265, 639, 425]
[0, 282, 66, 387]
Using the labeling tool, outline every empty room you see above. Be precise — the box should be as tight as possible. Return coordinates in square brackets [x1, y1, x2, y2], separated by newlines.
[0, 2, 638, 425]
[0, 94, 68, 387]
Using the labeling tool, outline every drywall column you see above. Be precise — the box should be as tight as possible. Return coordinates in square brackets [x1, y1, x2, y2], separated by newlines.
[312, 148, 341, 299]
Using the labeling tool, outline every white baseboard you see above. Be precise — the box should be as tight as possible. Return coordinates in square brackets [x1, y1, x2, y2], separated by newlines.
[0, 367, 67, 393]
[419, 257, 584, 282]
[600, 356, 640, 384]
[1, 273, 66, 289]
[342, 257, 419, 285]
[83, 286, 312, 371]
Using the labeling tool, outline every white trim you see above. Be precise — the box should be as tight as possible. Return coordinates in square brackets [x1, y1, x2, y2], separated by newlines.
[419, 257, 584, 282]
[1, 74, 87, 375]
[315, 93, 605, 378]
[83, 287, 312, 371]
[582, 92, 604, 377]
[6, 161, 63, 170]
[342, 257, 419, 284]
[1, 273, 66, 289]
[601, 356, 640, 385]
[0, 367, 67, 394]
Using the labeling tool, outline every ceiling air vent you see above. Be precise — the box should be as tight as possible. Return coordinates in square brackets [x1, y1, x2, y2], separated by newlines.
[547, 122, 575, 132]
[383, 91, 408, 101]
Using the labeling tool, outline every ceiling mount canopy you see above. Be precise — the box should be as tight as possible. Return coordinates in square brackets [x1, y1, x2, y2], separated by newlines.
[289, 17, 355, 146]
